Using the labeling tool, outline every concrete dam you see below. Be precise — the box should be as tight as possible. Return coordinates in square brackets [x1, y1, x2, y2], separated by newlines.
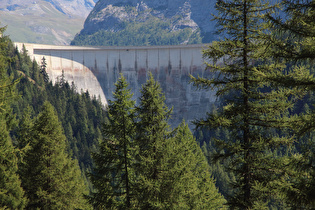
[15, 43, 216, 127]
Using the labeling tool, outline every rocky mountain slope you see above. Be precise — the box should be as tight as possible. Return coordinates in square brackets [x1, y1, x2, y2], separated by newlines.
[72, 0, 217, 45]
[0, 0, 98, 45]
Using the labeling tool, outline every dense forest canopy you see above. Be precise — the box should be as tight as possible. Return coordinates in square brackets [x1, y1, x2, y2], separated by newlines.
[1, 0, 315, 209]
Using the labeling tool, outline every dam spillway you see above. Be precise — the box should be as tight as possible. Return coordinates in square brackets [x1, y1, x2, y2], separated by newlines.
[15, 43, 216, 127]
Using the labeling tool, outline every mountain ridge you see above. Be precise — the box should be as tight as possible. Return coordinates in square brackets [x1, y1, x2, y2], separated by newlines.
[72, 0, 217, 46]
[0, 0, 98, 45]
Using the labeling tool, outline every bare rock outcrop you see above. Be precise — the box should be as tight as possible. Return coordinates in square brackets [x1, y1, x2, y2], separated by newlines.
[80, 0, 217, 43]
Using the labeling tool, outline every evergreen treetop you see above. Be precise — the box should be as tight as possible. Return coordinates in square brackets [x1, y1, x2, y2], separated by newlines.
[21, 101, 91, 209]
[162, 121, 226, 209]
[191, 0, 311, 208]
[89, 75, 136, 209]
[134, 73, 225, 209]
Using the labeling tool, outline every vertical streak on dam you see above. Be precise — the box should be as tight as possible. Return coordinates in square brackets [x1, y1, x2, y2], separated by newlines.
[15, 43, 216, 127]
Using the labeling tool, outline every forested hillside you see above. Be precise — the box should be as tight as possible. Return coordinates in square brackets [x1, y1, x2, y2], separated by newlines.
[9, 44, 106, 174]
[0, 27, 106, 208]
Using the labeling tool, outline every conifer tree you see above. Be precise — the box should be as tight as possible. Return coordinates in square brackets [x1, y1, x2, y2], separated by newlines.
[40, 56, 49, 83]
[21, 101, 90, 209]
[162, 121, 226, 209]
[190, 0, 311, 208]
[134, 74, 225, 209]
[89, 75, 136, 209]
[134, 73, 173, 209]
[0, 116, 27, 210]
[0, 25, 27, 209]
[268, 1, 315, 208]
[17, 105, 34, 149]
[268, 0, 315, 61]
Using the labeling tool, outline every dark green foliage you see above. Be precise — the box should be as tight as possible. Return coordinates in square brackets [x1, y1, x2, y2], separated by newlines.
[133, 73, 225, 209]
[89, 75, 136, 209]
[0, 24, 104, 207]
[134, 73, 174, 209]
[0, 31, 106, 205]
[71, 17, 202, 46]
[45, 83, 106, 171]
[6, 43, 107, 174]
[40, 56, 49, 83]
[283, 133, 315, 209]
[0, 26, 27, 209]
[0, 118, 26, 210]
[89, 74, 225, 209]
[191, 0, 312, 209]
[268, 1, 315, 208]
[163, 121, 226, 209]
[268, 0, 315, 61]
[20, 101, 91, 209]
[198, 129, 236, 199]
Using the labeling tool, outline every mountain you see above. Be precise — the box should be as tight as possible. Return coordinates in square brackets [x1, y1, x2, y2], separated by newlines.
[71, 0, 217, 46]
[0, 0, 98, 45]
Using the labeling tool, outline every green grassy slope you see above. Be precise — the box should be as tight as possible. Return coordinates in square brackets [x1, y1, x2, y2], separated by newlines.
[0, 1, 84, 45]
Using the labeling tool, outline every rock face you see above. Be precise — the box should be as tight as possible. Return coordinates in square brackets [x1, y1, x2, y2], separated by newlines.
[80, 0, 217, 43]
[0, 0, 98, 44]
[42, 0, 97, 18]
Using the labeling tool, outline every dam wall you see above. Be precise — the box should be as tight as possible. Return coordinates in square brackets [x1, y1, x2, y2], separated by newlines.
[15, 43, 216, 127]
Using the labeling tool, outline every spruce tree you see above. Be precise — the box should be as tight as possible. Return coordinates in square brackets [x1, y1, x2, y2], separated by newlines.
[162, 121, 226, 209]
[89, 75, 136, 209]
[268, 1, 315, 208]
[134, 74, 225, 209]
[16, 105, 34, 149]
[190, 0, 310, 208]
[134, 73, 173, 209]
[40, 56, 49, 83]
[0, 118, 27, 209]
[21, 101, 90, 209]
[0, 25, 27, 209]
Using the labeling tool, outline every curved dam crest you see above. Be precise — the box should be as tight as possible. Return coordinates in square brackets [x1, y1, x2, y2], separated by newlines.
[15, 42, 216, 127]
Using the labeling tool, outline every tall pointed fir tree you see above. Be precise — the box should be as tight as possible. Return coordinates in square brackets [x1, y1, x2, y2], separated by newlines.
[190, 0, 311, 209]
[0, 25, 27, 209]
[40, 56, 49, 83]
[134, 73, 225, 209]
[20, 101, 91, 209]
[268, 1, 315, 208]
[134, 73, 173, 209]
[162, 121, 226, 209]
[89, 75, 136, 209]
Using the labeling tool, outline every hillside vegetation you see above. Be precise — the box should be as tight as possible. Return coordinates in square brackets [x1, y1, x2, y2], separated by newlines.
[12, 46, 106, 173]
[0, 0, 96, 44]
[71, 0, 216, 46]
[71, 17, 202, 46]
